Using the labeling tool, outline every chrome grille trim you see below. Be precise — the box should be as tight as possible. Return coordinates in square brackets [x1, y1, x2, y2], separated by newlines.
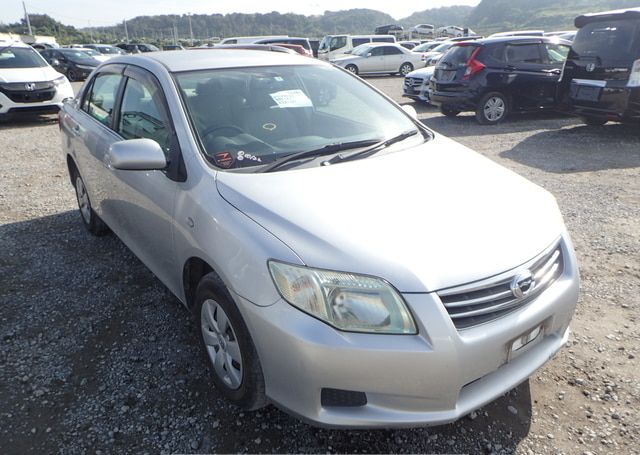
[438, 238, 564, 329]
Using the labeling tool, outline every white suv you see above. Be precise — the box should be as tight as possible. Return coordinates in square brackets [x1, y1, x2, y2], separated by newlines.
[0, 40, 74, 121]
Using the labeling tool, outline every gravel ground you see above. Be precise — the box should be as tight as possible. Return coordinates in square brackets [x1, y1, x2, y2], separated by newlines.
[0, 77, 638, 454]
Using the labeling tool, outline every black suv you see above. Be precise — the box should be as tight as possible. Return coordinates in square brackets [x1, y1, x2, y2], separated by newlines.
[559, 8, 640, 125]
[429, 36, 570, 124]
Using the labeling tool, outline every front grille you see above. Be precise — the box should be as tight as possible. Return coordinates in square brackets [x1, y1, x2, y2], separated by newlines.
[404, 77, 423, 87]
[0, 81, 56, 103]
[437, 239, 564, 329]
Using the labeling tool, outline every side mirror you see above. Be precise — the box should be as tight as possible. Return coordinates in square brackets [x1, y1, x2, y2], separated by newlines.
[50, 59, 60, 67]
[107, 138, 167, 171]
[401, 105, 418, 120]
[366, 52, 372, 58]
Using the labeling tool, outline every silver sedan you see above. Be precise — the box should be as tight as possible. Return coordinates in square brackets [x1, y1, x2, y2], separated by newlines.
[331, 43, 425, 76]
[59, 49, 579, 428]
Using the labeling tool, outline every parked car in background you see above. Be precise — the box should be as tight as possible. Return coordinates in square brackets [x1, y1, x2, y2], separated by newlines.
[39, 48, 102, 81]
[559, 7, 640, 125]
[0, 40, 73, 121]
[332, 42, 424, 76]
[163, 44, 185, 51]
[115, 43, 160, 53]
[83, 44, 126, 56]
[403, 65, 435, 103]
[398, 40, 420, 50]
[375, 24, 403, 35]
[490, 30, 545, 38]
[30, 42, 59, 51]
[412, 24, 435, 37]
[309, 39, 320, 57]
[437, 26, 475, 37]
[77, 48, 111, 63]
[421, 41, 457, 66]
[267, 43, 310, 56]
[430, 36, 570, 124]
[318, 34, 396, 61]
[59, 48, 579, 429]
[254, 37, 313, 57]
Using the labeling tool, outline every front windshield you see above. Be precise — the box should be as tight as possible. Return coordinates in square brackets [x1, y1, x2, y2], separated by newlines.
[99, 46, 122, 54]
[60, 49, 93, 60]
[319, 36, 330, 51]
[432, 43, 453, 53]
[351, 45, 372, 56]
[413, 42, 437, 52]
[175, 64, 420, 170]
[0, 46, 48, 68]
[82, 49, 100, 57]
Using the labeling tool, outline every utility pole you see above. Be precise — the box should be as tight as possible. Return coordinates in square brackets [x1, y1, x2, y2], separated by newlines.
[22, 1, 33, 36]
[124, 19, 129, 43]
[173, 22, 178, 45]
[188, 13, 194, 44]
[88, 21, 94, 42]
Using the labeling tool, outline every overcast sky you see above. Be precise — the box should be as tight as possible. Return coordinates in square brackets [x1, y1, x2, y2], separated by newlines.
[2, 0, 480, 28]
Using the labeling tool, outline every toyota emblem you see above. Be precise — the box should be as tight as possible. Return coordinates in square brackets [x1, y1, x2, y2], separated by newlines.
[510, 270, 535, 299]
[24, 82, 36, 91]
[586, 63, 596, 73]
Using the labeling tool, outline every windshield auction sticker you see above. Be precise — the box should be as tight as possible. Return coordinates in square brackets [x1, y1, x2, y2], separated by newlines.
[269, 89, 313, 108]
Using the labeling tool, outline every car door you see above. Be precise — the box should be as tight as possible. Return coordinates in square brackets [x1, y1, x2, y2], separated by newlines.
[503, 41, 555, 110]
[68, 65, 126, 225]
[103, 65, 183, 291]
[361, 46, 386, 72]
[541, 42, 570, 107]
[382, 46, 404, 71]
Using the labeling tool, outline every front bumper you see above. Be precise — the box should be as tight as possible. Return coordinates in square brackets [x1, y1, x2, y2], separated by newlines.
[0, 82, 74, 115]
[403, 77, 430, 102]
[235, 238, 579, 428]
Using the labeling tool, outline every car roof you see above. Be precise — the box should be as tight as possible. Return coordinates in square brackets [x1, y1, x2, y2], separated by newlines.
[471, 36, 570, 46]
[575, 7, 640, 28]
[105, 49, 323, 72]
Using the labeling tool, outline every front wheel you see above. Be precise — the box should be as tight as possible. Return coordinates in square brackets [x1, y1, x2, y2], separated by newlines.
[476, 92, 509, 125]
[345, 64, 359, 75]
[73, 172, 109, 236]
[67, 69, 78, 82]
[399, 62, 414, 76]
[195, 273, 266, 410]
[581, 116, 607, 126]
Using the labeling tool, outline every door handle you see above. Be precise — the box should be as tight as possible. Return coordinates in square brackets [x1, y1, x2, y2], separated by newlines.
[543, 69, 562, 75]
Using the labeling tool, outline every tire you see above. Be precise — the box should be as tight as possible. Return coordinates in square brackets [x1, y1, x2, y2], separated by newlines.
[195, 273, 266, 410]
[72, 169, 109, 236]
[440, 105, 461, 117]
[581, 116, 608, 126]
[345, 64, 358, 75]
[476, 92, 509, 125]
[67, 69, 78, 82]
[399, 62, 414, 76]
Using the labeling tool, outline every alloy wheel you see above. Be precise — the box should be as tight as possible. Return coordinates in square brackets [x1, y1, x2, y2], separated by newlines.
[201, 299, 243, 390]
[483, 96, 506, 122]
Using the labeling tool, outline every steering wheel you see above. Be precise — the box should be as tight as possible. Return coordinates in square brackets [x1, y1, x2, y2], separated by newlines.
[201, 125, 245, 140]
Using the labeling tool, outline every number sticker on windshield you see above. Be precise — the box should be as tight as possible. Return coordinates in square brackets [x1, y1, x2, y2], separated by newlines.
[269, 89, 313, 108]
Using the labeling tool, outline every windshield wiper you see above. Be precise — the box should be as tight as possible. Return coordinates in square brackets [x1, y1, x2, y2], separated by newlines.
[322, 130, 420, 165]
[259, 139, 381, 173]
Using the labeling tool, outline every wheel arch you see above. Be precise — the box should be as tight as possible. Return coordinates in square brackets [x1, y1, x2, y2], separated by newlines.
[66, 154, 79, 186]
[183, 256, 228, 311]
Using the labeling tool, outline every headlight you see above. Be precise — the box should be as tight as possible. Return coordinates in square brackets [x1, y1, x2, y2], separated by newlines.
[76, 64, 95, 70]
[268, 261, 417, 334]
[52, 76, 68, 86]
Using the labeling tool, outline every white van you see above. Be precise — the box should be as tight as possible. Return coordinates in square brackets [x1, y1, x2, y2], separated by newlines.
[317, 34, 396, 61]
[218, 35, 289, 45]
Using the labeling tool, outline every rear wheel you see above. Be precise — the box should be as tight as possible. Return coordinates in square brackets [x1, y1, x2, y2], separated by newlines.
[581, 115, 607, 126]
[195, 273, 266, 410]
[72, 170, 109, 236]
[399, 62, 414, 76]
[476, 92, 509, 125]
[345, 64, 358, 75]
[440, 105, 461, 117]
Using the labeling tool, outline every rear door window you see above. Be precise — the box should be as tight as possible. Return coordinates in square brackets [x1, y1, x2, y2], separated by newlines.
[505, 44, 543, 64]
[85, 73, 122, 127]
[572, 19, 640, 61]
[352, 38, 370, 47]
[373, 36, 395, 43]
[383, 46, 402, 55]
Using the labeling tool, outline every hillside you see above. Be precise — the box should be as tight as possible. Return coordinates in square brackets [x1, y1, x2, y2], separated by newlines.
[468, 0, 640, 33]
[400, 6, 474, 29]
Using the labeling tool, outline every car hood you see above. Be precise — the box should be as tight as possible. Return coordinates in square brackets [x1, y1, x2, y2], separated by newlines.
[0, 65, 61, 83]
[71, 58, 101, 66]
[216, 135, 565, 292]
[407, 66, 435, 78]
